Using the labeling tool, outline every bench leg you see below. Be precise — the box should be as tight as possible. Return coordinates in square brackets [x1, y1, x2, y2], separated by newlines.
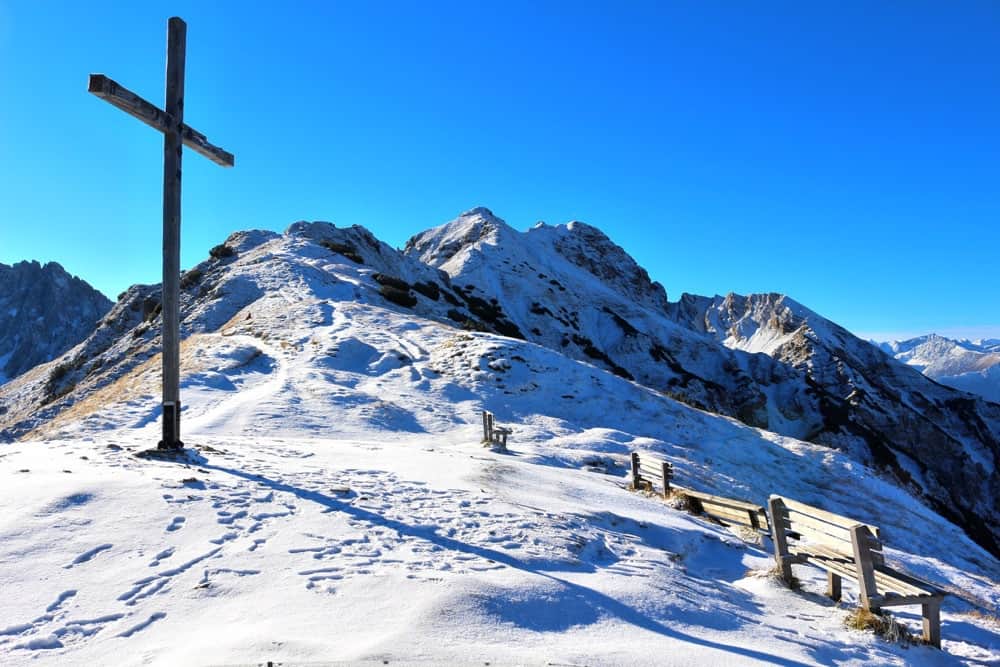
[826, 572, 842, 601]
[922, 600, 941, 649]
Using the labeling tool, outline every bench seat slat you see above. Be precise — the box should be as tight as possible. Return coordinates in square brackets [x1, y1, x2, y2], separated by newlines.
[790, 547, 934, 597]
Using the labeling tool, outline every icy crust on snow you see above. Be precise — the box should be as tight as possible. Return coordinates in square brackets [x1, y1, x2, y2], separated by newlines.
[1, 285, 999, 665]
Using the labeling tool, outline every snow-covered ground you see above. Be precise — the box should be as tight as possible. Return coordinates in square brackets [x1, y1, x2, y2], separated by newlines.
[2, 282, 999, 665]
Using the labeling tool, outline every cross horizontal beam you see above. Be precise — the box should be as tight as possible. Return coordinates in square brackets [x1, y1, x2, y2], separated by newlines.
[88, 74, 234, 167]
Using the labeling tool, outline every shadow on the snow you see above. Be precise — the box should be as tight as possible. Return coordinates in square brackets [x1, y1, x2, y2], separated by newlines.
[199, 459, 831, 667]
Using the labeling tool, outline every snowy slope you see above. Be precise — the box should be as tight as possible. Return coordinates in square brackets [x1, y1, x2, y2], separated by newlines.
[878, 335, 1000, 404]
[406, 210, 1000, 558]
[1, 214, 999, 664]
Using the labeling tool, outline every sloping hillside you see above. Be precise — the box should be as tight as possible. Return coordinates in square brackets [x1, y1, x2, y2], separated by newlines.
[1, 227, 998, 663]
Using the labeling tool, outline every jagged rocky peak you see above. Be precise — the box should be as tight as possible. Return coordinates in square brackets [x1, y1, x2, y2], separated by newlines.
[670, 292, 810, 345]
[527, 220, 669, 313]
[0, 260, 112, 383]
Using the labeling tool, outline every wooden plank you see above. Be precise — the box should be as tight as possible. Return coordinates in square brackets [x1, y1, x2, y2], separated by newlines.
[660, 460, 672, 495]
[780, 512, 882, 552]
[630, 452, 641, 490]
[88, 74, 234, 167]
[682, 489, 765, 513]
[876, 592, 941, 607]
[159, 16, 186, 449]
[775, 496, 880, 536]
[638, 461, 666, 476]
[179, 123, 235, 167]
[788, 528, 856, 557]
[88, 74, 172, 134]
[850, 525, 881, 609]
[874, 574, 928, 598]
[768, 497, 793, 582]
[922, 599, 942, 648]
[700, 504, 757, 527]
[827, 571, 842, 601]
[875, 564, 943, 595]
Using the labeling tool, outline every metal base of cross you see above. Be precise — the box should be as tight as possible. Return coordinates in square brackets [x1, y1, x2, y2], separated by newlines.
[158, 400, 184, 450]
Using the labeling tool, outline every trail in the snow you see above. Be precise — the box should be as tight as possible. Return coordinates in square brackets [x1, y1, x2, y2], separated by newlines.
[184, 335, 289, 436]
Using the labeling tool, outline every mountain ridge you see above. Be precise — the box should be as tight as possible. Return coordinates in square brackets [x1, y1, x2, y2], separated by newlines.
[876, 334, 1000, 404]
[2, 209, 998, 559]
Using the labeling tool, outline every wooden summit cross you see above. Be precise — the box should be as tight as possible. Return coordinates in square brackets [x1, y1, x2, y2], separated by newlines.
[88, 17, 234, 450]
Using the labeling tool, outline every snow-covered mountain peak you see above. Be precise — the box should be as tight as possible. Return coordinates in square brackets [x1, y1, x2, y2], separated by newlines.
[403, 207, 519, 272]
[878, 333, 1000, 403]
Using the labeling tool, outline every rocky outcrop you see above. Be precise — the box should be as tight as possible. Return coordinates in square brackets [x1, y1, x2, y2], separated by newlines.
[668, 293, 1000, 556]
[0, 261, 112, 383]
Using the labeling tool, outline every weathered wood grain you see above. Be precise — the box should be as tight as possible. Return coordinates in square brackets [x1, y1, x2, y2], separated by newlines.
[87, 74, 234, 167]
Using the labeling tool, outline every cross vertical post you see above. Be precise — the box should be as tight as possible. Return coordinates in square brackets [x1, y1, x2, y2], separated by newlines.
[161, 17, 186, 449]
[88, 16, 234, 451]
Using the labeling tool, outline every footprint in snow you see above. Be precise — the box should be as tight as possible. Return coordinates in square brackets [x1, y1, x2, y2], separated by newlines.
[64, 544, 112, 569]
[165, 516, 185, 532]
[45, 590, 77, 613]
[117, 612, 166, 638]
[148, 547, 175, 567]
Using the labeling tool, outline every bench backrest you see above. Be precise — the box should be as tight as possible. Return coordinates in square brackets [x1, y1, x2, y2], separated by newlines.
[680, 488, 770, 533]
[770, 495, 884, 564]
[631, 452, 769, 533]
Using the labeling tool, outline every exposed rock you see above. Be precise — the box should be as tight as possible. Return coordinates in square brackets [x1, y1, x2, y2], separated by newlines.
[0, 261, 112, 383]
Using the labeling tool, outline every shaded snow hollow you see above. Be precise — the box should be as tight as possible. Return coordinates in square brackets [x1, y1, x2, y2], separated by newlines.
[0, 214, 998, 665]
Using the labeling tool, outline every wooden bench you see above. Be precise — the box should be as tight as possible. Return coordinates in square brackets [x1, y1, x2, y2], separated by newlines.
[768, 495, 946, 647]
[630, 452, 769, 535]
[481, 410, 511, 452]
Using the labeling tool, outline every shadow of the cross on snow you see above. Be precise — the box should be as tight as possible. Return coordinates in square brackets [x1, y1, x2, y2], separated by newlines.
[197, 460, 826, 667]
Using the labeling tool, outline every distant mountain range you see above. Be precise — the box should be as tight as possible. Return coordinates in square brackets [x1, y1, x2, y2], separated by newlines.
[0, 260, 111, 384]
[876, 335, 1000, 404]
[1, 208, 998, 558]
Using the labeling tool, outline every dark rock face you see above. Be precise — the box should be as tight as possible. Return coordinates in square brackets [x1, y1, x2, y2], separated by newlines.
[667, 292, 1000, 557]
[0, 261, 112, 382]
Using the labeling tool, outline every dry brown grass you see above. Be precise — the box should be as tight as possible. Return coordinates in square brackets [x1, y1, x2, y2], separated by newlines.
[845, 607, 918, 646]
[961, 608, 1000, 628]
[28, 334, 219, 439]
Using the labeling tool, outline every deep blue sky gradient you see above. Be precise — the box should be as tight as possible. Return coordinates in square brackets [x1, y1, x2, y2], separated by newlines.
[1, 1, 997, 340]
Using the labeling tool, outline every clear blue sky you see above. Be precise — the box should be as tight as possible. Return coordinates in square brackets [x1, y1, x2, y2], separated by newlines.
[1, 1, 998, 341]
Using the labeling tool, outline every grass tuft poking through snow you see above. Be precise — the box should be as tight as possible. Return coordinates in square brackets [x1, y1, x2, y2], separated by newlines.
[844, 607, 917, 646]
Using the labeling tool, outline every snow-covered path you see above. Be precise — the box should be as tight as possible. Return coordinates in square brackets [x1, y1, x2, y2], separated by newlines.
[183, 335, 291, 436]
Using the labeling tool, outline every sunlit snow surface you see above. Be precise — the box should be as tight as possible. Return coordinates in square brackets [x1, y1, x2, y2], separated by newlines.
[2, 236, 999, 665]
